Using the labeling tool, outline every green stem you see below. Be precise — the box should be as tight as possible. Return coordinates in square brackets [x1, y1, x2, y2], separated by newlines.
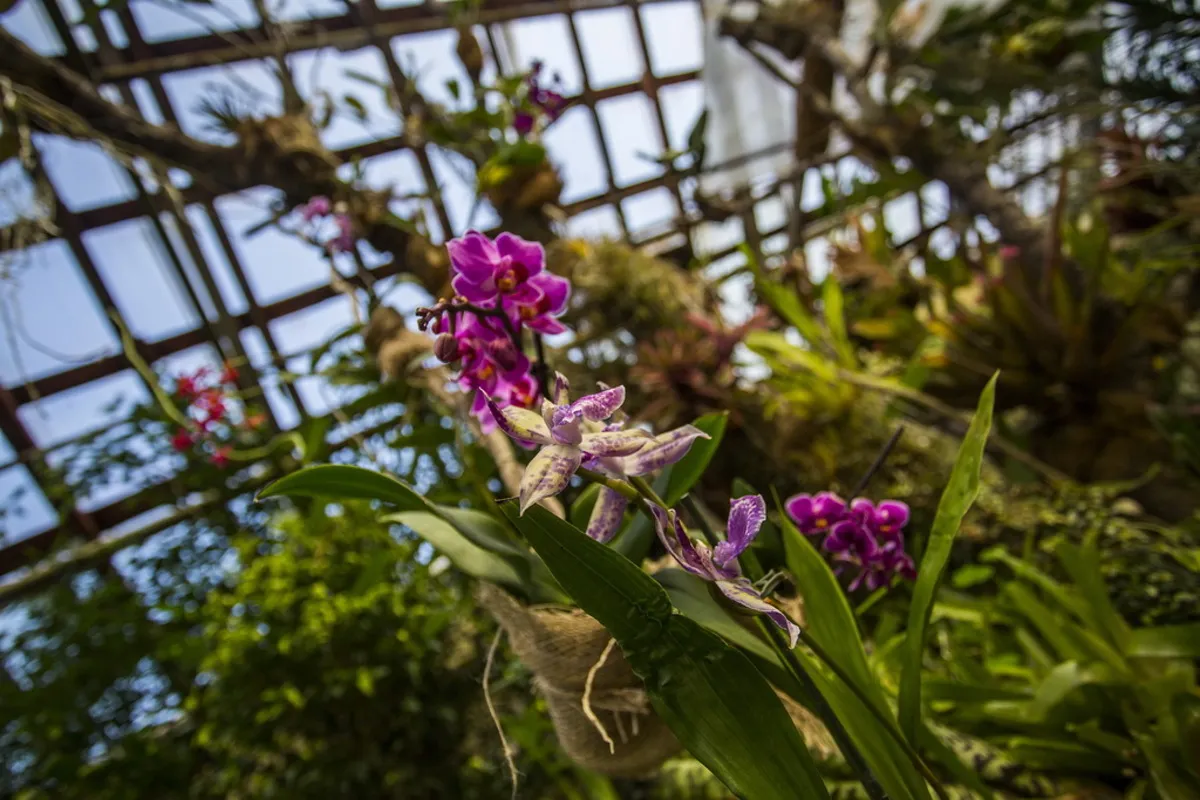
[628, 474, 668, 509]
[760, 619, 891, 800]
[576, 467, 639, 502]
[795, 629, 952, 800]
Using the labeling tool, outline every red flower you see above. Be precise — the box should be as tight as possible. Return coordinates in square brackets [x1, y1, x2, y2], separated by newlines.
[219, 362, 239, 386]
[176, 368, 210, 400]
[170, 428, 195, 452]
[210, 447, 231, 468]
[196, 389, 227, 424]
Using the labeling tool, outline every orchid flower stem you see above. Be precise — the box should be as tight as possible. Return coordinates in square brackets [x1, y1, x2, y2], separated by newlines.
[575, 468, 640, 502]
[627, 475, 669, 510]
[793, 629, 952, 800]
[759, 620, 890, 800]
[532, 332, 550, 399]
[849, 425, 904, 498]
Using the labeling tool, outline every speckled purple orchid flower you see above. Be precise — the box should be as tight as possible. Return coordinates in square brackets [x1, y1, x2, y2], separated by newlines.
[580, 408, 709, 543]
[650, 495, 800, 647]
[489, 373, 653, 513]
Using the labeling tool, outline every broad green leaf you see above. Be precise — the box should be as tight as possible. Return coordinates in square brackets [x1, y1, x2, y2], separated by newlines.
[1129, 624, 1200, 660]
[664, 411, 728, 506]
[384, 510, 529, 591]
[779, 502, 931, 800]
[506, 504, 830, 800]
[438, 506, 528, 559]
[654, 568, 814, 707]
[899, 373, 997, 741]
[653, 568, 775, 662]
[821, 278, 856, 366]
[258, 464, 427, 510]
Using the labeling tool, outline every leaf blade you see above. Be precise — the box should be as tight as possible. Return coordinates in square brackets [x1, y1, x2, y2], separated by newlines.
[898, 373, 998, 740]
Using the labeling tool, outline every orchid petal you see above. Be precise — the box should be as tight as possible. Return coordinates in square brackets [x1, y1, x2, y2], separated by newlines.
[585, 487, 629, 543]
[876, 500, 910, 533]
[527, 316, 569, 335]
[617, 424, 710, 476]
[569, 385, 625, 421]
[579, 428, 652, 457]
[531, 272, 571, 313]
[649, 504, 709, 578]
[495, 232, 546, 277]
[447, 231, 500, 282]
[488, 400, 553, 445]
[714, 494, 766, 568]
[552, 373, 571, 405]
[519, 444, 582, 514]
[716, 579, 800, 648]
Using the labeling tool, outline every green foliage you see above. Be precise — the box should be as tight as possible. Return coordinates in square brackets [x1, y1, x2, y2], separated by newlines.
[505, 504, 832, 800]
[904, 539, 1200, 796]
[181, 502, 537, 799]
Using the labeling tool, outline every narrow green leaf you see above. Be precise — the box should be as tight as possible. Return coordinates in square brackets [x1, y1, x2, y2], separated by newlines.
[755, 279, 827, 349]
[821, 278, 856, 366]
[343, 94, 368, 121]
[1030, 661, 1114, 721]
[258, 463, 427, 510]
[384, 510, 529, 590]
[507, 504, 830, 800]
[1129, 624, 1200, 660]
[664, 411, 728, 506]
[780, 504, 931, 800]
[898, 373, 997, 741]
[1055, 541, 1132, 649]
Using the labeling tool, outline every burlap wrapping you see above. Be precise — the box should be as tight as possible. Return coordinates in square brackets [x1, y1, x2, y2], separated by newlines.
[478, 582, 682, 777]
[478, 582, 839, 778]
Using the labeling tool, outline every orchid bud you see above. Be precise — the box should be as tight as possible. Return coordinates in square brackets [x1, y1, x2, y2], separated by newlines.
[434, 333, 461, 363]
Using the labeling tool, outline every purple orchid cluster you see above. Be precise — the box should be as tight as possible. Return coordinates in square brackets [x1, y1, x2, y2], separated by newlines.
[513, 60, 568, 136]
[430, 231, 571, 433]
[298, 196, 355, 253]
[786, 492, 917, 591]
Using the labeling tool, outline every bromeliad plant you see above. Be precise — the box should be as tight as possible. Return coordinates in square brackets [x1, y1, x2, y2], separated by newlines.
[257, 229, 1074, 799]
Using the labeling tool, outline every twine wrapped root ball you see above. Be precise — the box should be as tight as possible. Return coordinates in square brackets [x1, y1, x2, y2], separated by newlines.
[477, 583, 683, 778]
[478, 583, 840, 778]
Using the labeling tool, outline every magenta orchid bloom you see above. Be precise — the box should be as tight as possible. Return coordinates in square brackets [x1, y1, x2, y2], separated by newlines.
[447, 232, 571, 334]
[650, 496, 800, 646]
[787, 490, 917, 591]
[785, 491, 848, 535]
[489, 373, 654, 513]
